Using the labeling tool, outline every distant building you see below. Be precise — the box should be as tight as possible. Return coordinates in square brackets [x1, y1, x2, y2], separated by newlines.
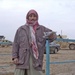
[0, 36, 5, 41]
[61, 35, 67, 39]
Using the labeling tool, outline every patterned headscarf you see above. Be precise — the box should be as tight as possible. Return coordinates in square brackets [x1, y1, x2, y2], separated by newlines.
[26, 9, 39, 59]
[26, 9, 39, 31]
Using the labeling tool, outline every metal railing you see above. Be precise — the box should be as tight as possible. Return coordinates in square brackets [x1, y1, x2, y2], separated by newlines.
[46, 38, 75, 75]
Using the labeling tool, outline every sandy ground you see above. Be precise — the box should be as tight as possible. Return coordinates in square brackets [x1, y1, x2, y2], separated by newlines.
[0, 47, 75, 75]
[43, 50, 75, 75]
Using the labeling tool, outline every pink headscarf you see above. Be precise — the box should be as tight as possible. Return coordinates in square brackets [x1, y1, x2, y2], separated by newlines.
[26, 10, 39, 59]
[26, 9, 39, 31]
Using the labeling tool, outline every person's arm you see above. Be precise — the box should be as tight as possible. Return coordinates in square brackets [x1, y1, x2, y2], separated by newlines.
[12, 29, 19, 61]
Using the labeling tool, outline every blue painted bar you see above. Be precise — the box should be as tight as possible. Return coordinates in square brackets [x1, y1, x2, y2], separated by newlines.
[50, 60, 75, 64]
[46, 40, 50, 75]
[0, 66, 9, 68]
[56, 38, 75, 42]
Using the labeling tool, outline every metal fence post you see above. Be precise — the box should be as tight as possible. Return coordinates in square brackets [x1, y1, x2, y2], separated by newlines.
[46, 39, 50, 75]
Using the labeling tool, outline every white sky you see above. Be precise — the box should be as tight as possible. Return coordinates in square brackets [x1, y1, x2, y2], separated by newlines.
[0, 0, 75, 41]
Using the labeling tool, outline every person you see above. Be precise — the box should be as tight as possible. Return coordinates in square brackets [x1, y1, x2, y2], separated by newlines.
[12, 9, 56, 75]
[58, 34, 62, 38]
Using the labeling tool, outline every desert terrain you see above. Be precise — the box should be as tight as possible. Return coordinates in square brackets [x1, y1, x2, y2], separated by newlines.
[0, 47, 75, 75]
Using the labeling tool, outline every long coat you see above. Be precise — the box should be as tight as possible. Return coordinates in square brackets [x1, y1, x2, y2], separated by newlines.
[12, 24, 56, 70]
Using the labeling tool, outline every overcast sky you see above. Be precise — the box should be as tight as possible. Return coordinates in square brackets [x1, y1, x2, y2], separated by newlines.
[0, 0, 75, 41]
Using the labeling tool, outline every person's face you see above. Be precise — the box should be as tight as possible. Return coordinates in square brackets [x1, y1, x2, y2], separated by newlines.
[28, 14, 37, 21]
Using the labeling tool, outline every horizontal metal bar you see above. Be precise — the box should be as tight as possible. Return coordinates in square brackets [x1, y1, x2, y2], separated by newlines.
[50, 60, 75, 64]
[56, 38, 75, 42]
[0, 66, 10, 68]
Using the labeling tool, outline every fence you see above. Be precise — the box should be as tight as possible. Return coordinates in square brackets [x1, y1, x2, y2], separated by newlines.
[46, 38, 75, 75]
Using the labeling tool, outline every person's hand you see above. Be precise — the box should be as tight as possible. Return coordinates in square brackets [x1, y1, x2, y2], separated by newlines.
[49, 32, 56, 39]
[13, 58, 19, 64]
[49, 33, 54, 38]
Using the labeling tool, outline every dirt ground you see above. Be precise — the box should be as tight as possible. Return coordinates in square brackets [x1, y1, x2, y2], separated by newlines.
[0, 47, 75, 75]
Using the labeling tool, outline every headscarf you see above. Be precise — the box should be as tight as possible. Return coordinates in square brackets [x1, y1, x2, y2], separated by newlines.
[26, 9, 39, 59]
[26, 9, 39, 31]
